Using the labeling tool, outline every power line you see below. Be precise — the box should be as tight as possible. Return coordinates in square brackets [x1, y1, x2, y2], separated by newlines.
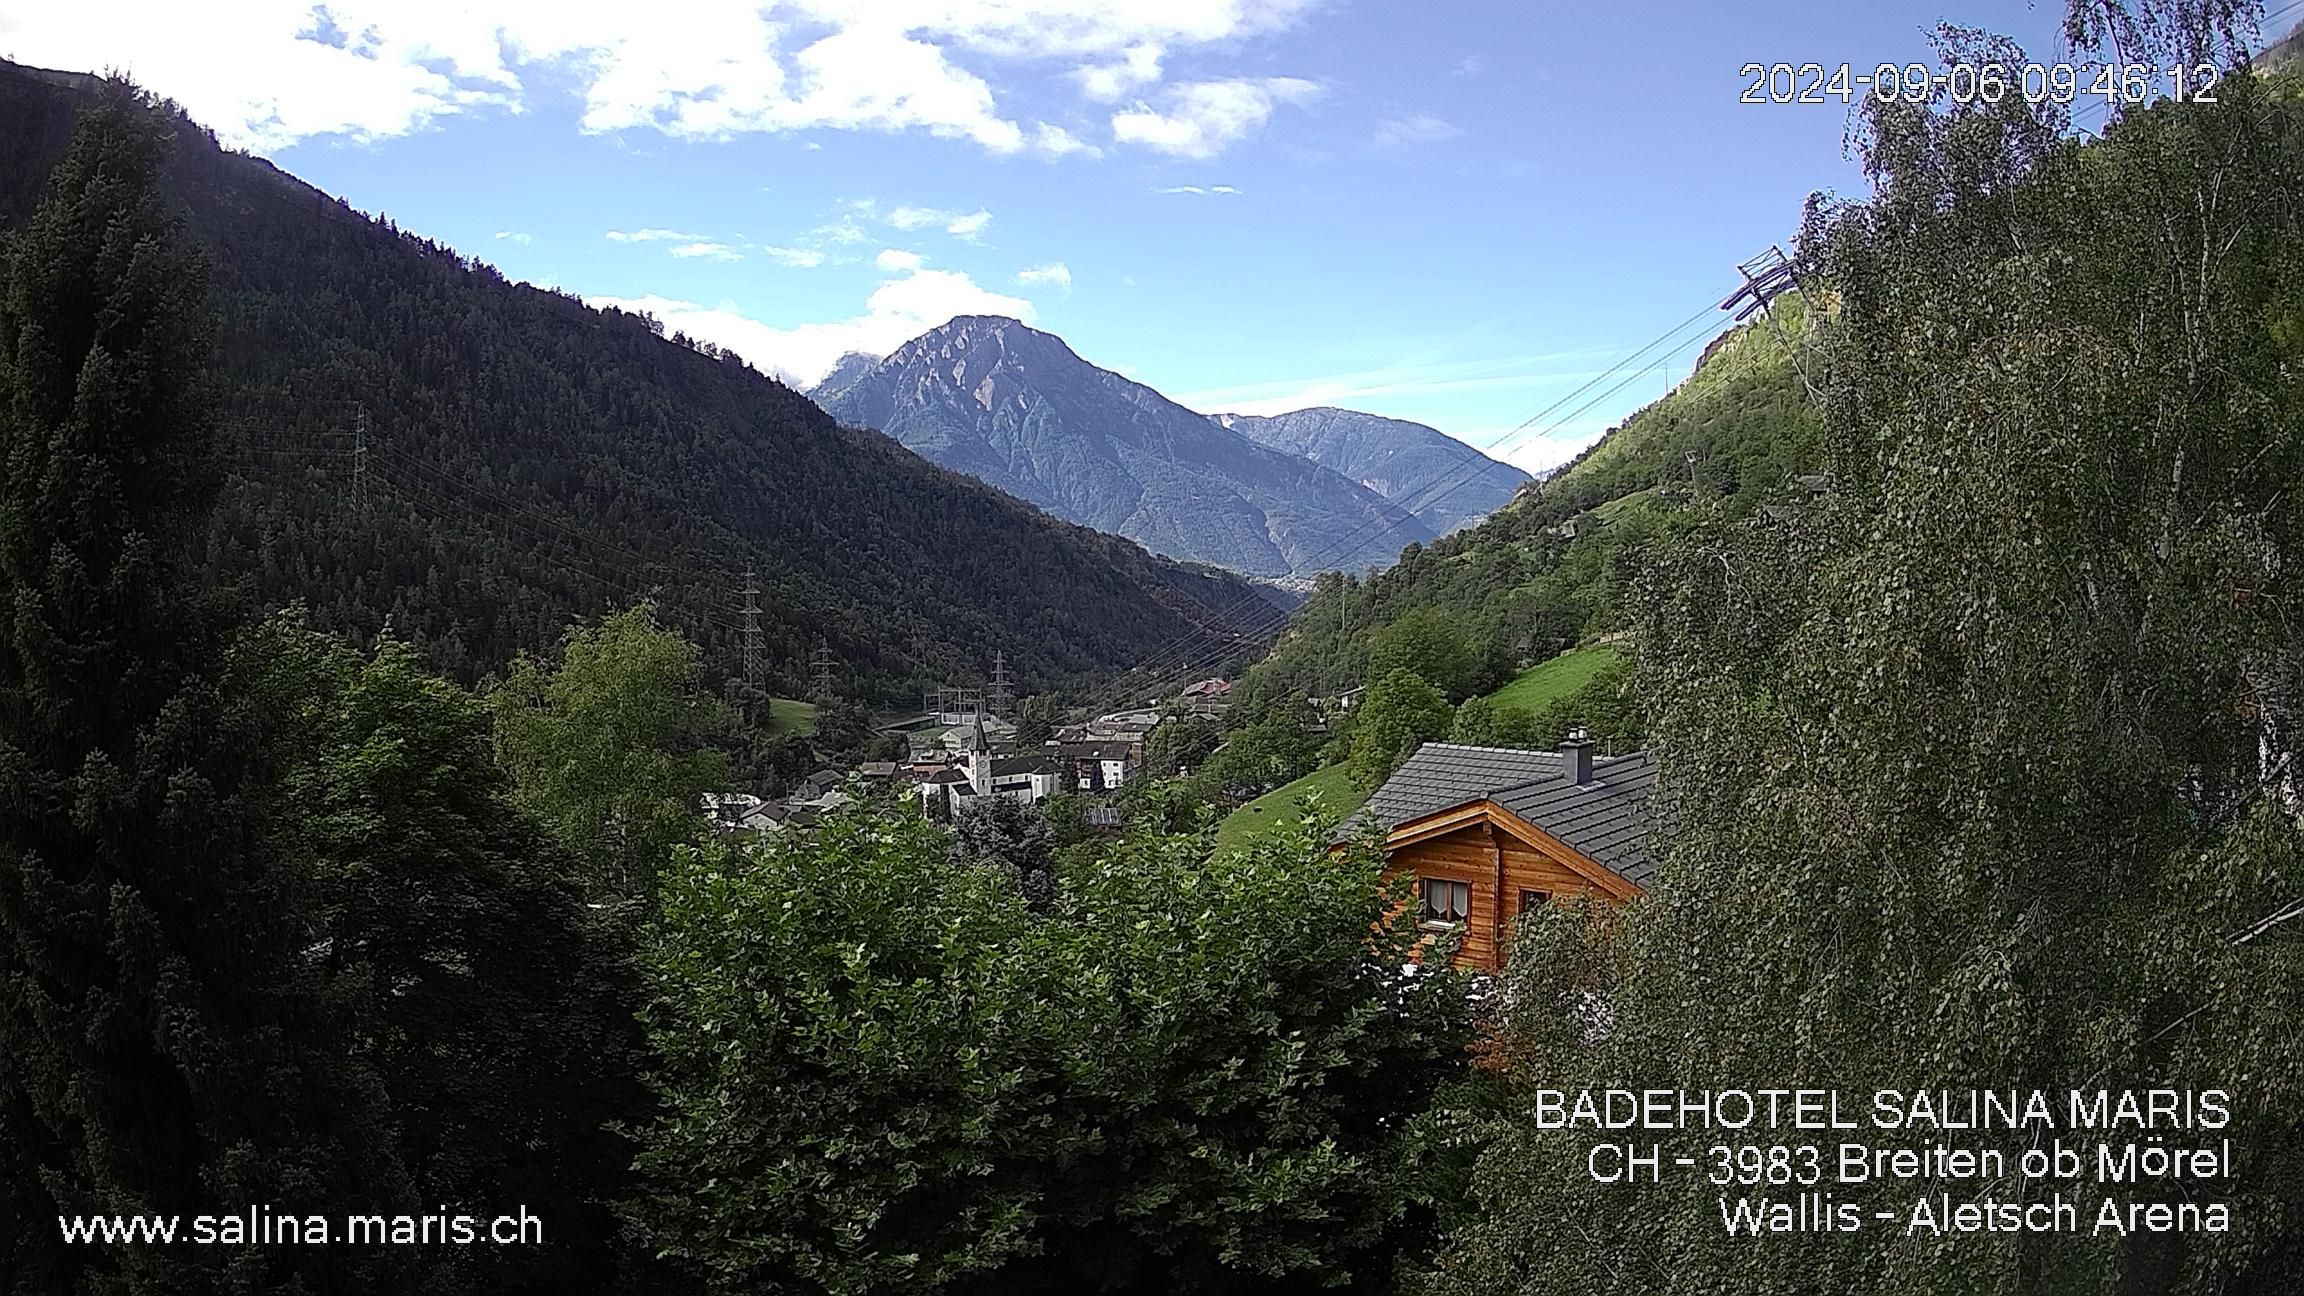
[1064, 297, 1737, 723]
[1073, 313, 1731, 722]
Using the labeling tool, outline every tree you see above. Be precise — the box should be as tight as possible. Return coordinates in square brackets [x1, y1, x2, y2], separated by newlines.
[809, 694, 879, 764]
[1348, 668, 1454, 791]
[234, 617, 665, 1295]
[1366, 609, 1478, 699]
[1434, 21, 2304, 1293]
[1142, 712, 1221, 777]
[1038, 791, 1097, 849]
[1013, 693, 1061, 746]
[0, 86, 404, 1294]
[488, 603, 732, 907]
[951, 793, 1057, 908]
[1202, 696, 1324, 798]
[1449, 695, 1541, 748]
[627, 801, 1474, 1296]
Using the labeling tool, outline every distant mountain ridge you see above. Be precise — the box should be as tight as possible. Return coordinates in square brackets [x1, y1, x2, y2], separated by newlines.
[0, 60, 1262, 697]
[1212, 407, 1529, 535]
[813, 317, 1437, 577]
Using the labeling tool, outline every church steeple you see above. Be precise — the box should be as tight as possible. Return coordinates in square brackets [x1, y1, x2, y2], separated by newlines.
[968, 708, 992, 796]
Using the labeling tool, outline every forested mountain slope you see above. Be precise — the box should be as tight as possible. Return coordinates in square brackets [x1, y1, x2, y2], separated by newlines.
[815, 316, 1434, 577]
[1243, 303, 1821, 699]
[1213, 406, 1530, 536]
[0, 61, 1257, 698]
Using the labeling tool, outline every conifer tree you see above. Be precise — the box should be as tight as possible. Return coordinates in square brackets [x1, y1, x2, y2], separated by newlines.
[0, 84, 404, 1294]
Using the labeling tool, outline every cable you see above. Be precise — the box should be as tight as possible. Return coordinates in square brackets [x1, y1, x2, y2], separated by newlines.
[1064, 302, 1736, 723]
[1066, 308, 1731, 723]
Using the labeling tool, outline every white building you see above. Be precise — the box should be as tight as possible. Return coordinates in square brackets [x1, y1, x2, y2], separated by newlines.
[919, 713, 1059, 816]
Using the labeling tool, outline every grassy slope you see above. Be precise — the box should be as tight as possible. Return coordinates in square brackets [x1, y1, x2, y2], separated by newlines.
[769, 697, 819, 735]
[1213, 763, 1364, 856]
[1240, 305, 1816, 705]
[1485, 643, 1621, 712]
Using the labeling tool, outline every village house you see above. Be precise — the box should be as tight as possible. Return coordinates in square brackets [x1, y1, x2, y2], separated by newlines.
[1346, 730, 1655, 973]
[1053, 739, 1137, 792]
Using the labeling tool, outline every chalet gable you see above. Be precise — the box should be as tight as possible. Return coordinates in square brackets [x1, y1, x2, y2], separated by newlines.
[1352, 735, 1659, 972]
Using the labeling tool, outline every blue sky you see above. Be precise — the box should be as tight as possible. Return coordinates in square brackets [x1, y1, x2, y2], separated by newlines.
[6, 1, 2282, 472]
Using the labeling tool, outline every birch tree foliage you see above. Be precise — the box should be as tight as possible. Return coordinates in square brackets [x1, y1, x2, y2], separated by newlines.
[1432, 12, 2304, 1296]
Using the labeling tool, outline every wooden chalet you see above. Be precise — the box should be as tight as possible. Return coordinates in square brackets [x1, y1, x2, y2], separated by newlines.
[1344, 731, 1656, 973]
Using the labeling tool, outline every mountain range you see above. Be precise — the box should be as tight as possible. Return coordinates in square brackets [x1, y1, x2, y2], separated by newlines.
[0, 62, 1266, 698]
[1212, 407, 1529, 536]
[811, 320, 1525, 578]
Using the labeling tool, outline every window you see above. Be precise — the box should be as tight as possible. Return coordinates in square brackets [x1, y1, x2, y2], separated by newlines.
[1519, 889, 1551, 914]
[1420, 878, 1470, 926]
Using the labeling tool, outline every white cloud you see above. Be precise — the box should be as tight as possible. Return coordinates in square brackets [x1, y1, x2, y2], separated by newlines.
[1, 1, 1321, 155]
[493, 230, 533, 243]
[758, 245, 827, 268]
[588, 257, 1035, 388]
[1153, 184, 1242, 195]
[1372, 113, 1462, 148]
[1017, 262, 1073, 294]
[1074, 42, 1162, 101]
[671, 241, 743, 260]
[886, 205, 993, 240]
[606, 227, 708, 243]
[1031, 122, 1102, 158]
[1112, 77, 1319, 158]
[875, 248, 927, 272]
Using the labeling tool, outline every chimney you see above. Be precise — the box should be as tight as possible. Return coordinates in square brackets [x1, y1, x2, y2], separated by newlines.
[1560, 726, 1594, 786]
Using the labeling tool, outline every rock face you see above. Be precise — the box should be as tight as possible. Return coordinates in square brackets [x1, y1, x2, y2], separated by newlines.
[1213, 407, 1531, 535]
[813, 316, 1434, 577]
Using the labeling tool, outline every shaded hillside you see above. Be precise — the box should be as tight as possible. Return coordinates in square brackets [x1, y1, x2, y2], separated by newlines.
[1244, 304, 1821, 698]
[1213, 407, 1529, 535]
[814, 316, 1434, 577]
[0, 64, 1260, 698]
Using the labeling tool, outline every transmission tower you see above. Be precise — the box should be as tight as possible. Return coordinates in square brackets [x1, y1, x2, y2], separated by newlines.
[353, 404, 368, 505]
[988, 650, 1014, 719]
[739, 565, 765, 714]
[1722, 244, 1821, 406]
[810, 637, 837, 699]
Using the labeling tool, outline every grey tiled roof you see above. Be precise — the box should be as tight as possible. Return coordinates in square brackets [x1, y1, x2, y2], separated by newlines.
[1352, 743, 1563, 832]
[1347, 742, 1659, 889]
[1492, 752, 1658, 888]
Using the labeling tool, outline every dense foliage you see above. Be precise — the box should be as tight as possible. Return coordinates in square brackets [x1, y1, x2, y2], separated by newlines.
[0, 85, 412, 1294]
[628, 803, 1475, 1296]
[1348, 669, 1456, 791]
[489, 605, 732, 906]
[1433, 33, 2304, 1296]
[237, 619, 658, 1294]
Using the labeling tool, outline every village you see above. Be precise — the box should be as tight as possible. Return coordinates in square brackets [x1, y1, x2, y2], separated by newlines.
[700, 674, 1244, 837]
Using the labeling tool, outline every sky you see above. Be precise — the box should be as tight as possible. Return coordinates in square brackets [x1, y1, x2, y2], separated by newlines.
[2, 1, 2287, 473]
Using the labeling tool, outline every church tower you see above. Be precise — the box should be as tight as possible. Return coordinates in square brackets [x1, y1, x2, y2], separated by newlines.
[968, 709, 993, 797]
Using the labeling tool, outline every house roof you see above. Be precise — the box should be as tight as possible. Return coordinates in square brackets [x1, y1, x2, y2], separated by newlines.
[1056, 740, 1135, 760]
[990, 755, 1056, 777]
[1491, 753, 1658, 888]
[1351, 743, 1564, 832]
[1349, 742, 1660, 890]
